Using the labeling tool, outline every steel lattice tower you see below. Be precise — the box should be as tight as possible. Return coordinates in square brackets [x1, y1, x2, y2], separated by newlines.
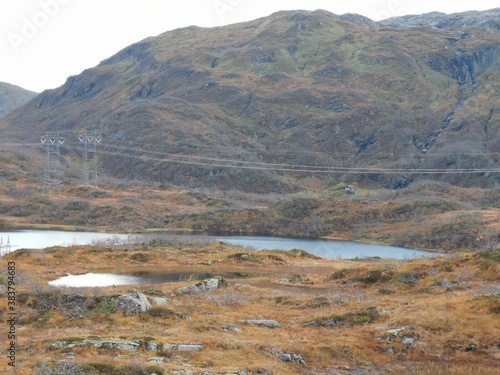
[79, 133, 101, 187]
[40, 134, 65, 195]
[40, 133, 65, 195]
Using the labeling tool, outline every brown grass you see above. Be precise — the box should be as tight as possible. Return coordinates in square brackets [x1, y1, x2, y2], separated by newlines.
[1, 243, 499, 374]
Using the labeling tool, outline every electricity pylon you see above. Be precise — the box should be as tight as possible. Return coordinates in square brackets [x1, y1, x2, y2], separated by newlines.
[79, 132, 102, 187]
[40, 133, 65, 195]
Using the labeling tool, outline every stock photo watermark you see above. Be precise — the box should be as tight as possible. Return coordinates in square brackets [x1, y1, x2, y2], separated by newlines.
[8, 0, 71, 53]
[372, 0, 404, 20]
[212, 0, 244, 21]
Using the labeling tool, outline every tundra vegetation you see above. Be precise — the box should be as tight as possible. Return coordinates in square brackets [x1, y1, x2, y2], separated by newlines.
[1, 240, 498, 374]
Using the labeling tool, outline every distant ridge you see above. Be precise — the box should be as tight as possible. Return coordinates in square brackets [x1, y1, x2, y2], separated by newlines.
[381, 8, 500, 29]
[0, 82, 37, 117]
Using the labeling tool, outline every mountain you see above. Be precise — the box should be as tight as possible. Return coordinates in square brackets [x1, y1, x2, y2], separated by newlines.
[381, 8, 500, 29]
[0, 82, 37, 117]
[0, 9, 499, 192]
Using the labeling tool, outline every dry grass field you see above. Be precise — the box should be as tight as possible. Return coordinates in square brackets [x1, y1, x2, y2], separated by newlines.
[1, 240, 498, 374]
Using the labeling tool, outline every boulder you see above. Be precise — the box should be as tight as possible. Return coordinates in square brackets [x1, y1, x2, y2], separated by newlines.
[245, 319, 280, 328]
[118, 291, 151, 314]
[94, 339, 140, 351]
[148, 297, 168, 306]
[222, 326, 242, 333]
[175, 278, 224, 294]
[162, 343, 203, 351]
[177, 344, 203, 352]
[172, 371, 194, 375]
[175, 285, 200, 294]
[278, 352, 306, 365]
[145, 340, 159, 352]
[383, 326, 419, 354]
[147, 357, 165, 364]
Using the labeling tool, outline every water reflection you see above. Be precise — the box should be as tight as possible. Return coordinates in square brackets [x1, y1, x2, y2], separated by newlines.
[49, 271, 255, 288]
[0, 230, 439, 260]
[216, 236, 439, 260]
[0, 230, 128, 252]
[48, 273, 145, 287]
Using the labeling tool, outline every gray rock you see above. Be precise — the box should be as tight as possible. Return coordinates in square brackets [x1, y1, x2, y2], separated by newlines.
[386, 326, 414, 336]
[223, 326, 241, 333]
[175, 278, 223, 294]
[98, 339, 140, 351]
[145, 340, 159, 352]
[162, 343, 203, 351]
[175, 285, 200, 294]
[50, 341, 68, 349]
[77, 338, 141, 351]
[163, 343, 175, 350]
[177, 344, 203, 352]
[148, 297, 168, 306]
[278, 352, 306, 365]
[205, 278, 219, 291]
[245, 319, 280, 328]
[173, 370, 194, 375]
[278, 353, 292, 362]
[401, 336, 417, 348]
[383, 326, 419, 354]
[63, 352, 76, 360]
[147, 357, 165, 364]
[118, 291, 151, 314]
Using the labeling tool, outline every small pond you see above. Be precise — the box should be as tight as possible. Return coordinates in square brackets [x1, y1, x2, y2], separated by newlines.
[49, 271, 255, 288]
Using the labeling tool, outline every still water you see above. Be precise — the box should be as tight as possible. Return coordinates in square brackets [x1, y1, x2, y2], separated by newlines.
[0, 230, 439, 288]
[0, 230, 438, 260]
[215, 235, 438, 260]
[49, 271, 255, 287]
[0, 230, 128, 253]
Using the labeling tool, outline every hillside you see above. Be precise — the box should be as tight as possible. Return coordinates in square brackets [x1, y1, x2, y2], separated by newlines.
[0, 9, 499, 192]
[0, 82, 37, 117]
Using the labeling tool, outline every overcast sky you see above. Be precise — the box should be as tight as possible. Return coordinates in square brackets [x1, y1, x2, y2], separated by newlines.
[1, 0, 498, 92]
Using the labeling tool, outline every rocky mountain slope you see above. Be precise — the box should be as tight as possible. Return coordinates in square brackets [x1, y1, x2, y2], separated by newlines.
[0, 9, 499, 192]
[0, 82, 37, 117]
[381, 8, 500, 29]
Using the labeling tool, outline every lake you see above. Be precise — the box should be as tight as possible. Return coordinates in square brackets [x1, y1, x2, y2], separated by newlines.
[0, 230, 438, 260]
[215, 235, 438, 260]
[0, 230, 128, 254]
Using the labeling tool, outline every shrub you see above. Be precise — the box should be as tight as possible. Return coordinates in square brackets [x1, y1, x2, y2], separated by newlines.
[479, 248, 500, 263]
[129, 253, 151, 262]
[94, 297, 120, 314]
[86, 363, 119, 374]
[34, 361, 91, 375]
[362, 269, 393, 284]
[329, 268, 357, 280]
[305, 306, 381, 327]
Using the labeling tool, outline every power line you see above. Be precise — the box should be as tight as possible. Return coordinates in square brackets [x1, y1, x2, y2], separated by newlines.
[10, 137, 500, 175]
[94, 147, 500, 174]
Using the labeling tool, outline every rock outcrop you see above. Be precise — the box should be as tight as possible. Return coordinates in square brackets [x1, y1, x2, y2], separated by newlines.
[148, 297, 168, 306]
[245, 319, 280, 328]
[278, 352, 306, 365]
[382, 326, 420, 354]
[118, 291, 151, 314]
[175, 277, 225, 294]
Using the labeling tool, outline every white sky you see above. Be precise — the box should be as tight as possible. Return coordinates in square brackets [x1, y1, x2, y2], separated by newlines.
[0, 0, 498, 92]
